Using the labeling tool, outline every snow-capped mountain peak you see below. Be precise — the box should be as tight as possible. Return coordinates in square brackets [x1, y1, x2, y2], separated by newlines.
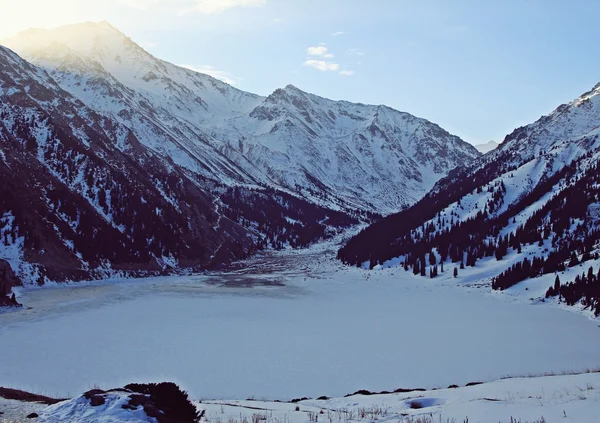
[3, 22, 480, 214]
[5, 21, 140, 66]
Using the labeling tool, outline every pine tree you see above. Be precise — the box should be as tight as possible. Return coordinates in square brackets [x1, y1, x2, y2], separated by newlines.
[569, 252, 579, 267]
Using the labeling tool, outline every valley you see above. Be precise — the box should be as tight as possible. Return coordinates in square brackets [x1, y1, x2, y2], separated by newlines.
[1, 10, 600, 421]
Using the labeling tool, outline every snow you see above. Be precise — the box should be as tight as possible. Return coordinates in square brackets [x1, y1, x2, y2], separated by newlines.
[1, 21, 600, 423]
[4, 372, 599, 422]
[37, 392, 156, 423]
[2, 23, 479, 215]
[0, 397, 47, 422]
[200, 372, 600, 423]
[1, 243, 599, 402]
[0, 211, 25, 275]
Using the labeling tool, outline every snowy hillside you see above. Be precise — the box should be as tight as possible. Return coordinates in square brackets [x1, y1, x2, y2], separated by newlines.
[200, 372, 600, 423]
[0, 43, 355, 288]
[2, 22, 480, 214]
[339, 82, 600, 316]
[0, 44, 258, 285]
[3, 21, 266, 187]
[218, 85, 479, 213]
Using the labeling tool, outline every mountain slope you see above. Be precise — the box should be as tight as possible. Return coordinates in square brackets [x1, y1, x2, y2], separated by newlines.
[339, 83, 600, 315]
[0, 44, 357, 289]
[3, 21, 265, 187]
[0, 44, 262, 285]
[0, 42, 361, 288]
[218, 85, 479, 213]
[3, 22, 480, 215]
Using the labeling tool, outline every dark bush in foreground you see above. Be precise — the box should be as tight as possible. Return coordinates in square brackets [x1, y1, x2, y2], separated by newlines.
[124, 382, 201, 423]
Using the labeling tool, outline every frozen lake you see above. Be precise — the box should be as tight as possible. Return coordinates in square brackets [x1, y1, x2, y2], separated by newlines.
[1, 246, 600, 400]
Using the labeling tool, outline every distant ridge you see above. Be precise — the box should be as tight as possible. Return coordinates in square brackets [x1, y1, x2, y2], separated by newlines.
[474, 140, 499, 153]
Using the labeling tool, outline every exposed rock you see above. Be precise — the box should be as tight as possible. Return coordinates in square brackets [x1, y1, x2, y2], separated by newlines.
[89, 395, 106, 407]
[83, 389, 106, 399]
[127, 394, 150, 408]
[0, 260, 22, 307]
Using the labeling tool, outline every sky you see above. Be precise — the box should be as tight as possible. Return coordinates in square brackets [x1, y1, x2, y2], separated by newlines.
[1, 0, 600, 145]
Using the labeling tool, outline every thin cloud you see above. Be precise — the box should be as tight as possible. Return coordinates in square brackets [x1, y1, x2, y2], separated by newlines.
[347, 48, 365, 56]
[332, 31, 345, 36]
[307, 46, 330, 56]
[180, 64, 241, 85]
[119, 0, 266, 14]
[339, 70, 355, 76]
[270, 17, 284, 23]
[304, 60, 340, 72]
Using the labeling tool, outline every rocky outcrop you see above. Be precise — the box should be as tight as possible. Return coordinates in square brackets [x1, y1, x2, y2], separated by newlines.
[0, 260, 21, 307]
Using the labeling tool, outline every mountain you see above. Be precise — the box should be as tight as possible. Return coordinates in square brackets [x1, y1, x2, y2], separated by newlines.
[0, 22, 482, 290]
[0, 44, 357, 291]
[3, 22, 480, 215]
[339, 83, 600, 315]
[220, 85, 481, 213]
[474, 141, 499, 154]
[0, 44, 253, 285]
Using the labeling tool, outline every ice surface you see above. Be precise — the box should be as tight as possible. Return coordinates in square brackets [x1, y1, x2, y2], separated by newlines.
[1, 245, 599, 401]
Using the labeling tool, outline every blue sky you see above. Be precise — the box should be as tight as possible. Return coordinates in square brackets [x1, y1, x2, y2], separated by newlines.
[2, 0, 600, 144]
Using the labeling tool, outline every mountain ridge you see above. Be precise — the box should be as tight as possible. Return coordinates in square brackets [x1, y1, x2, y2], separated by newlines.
[2, 21, 480, 215]
[0, 42, 356, 291]
[0, 22, 483, 290]
[338, 81, 600, 315]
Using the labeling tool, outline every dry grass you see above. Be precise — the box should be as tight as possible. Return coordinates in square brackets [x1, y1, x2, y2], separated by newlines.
[500, 367, 600, 381]
[205, 412, 548, 423]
